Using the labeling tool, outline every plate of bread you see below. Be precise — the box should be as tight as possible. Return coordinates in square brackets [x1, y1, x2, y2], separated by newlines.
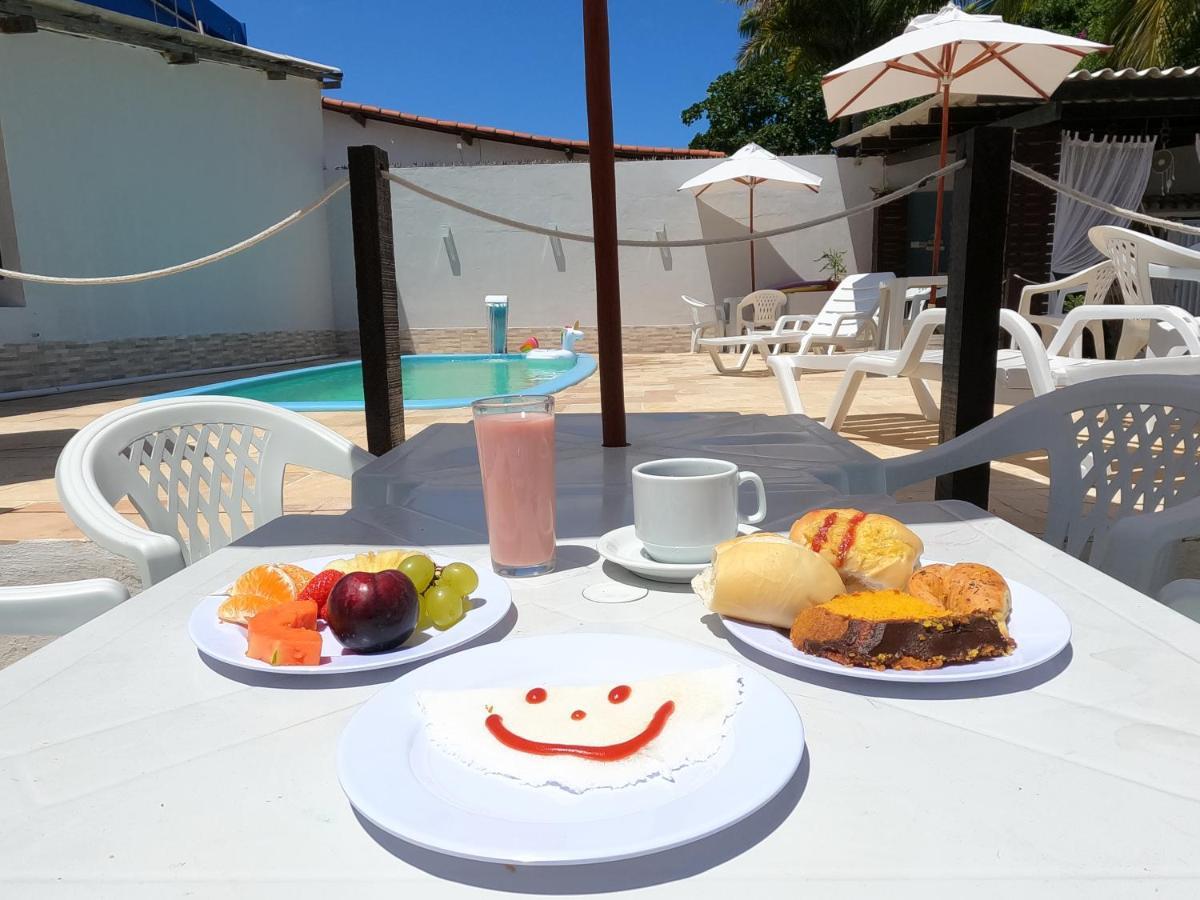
[692, 508, 1071, 683]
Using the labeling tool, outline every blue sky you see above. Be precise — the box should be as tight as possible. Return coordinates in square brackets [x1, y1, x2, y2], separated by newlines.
[225, 1, 744, 148]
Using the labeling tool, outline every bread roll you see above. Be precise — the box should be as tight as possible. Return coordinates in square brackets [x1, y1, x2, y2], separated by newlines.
[691, 532, 845, 628]
[789, 508, 923, 592]
[907, 562, 1012, 636]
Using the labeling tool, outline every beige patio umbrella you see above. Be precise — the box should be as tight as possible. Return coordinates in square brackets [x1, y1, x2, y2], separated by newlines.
[678, 142, 821, 290]
[822, 3, 1108, 274]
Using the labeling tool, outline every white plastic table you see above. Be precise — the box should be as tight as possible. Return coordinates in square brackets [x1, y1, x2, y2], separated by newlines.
[2, 446, 1200, 895]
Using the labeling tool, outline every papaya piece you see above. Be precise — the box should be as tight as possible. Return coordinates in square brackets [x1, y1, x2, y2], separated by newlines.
[246, 600, 321, 666]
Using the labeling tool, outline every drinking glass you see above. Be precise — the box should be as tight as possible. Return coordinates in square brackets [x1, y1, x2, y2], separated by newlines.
[472, 394, 556, 576]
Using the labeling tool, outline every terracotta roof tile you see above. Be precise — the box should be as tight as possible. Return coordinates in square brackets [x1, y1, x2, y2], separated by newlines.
[322, 97, 724, 160]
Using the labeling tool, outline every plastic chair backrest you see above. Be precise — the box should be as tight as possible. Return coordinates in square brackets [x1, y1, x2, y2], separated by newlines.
[736, 290, 787, 328]
[810, 273, 894, 338]
[1090, 225, 1200, 308]
[57, 397, 372, 582]
[881, 374, 1200, 558]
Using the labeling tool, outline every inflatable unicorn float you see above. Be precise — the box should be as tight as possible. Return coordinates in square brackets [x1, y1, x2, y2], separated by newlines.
[519, 321, 584, 361]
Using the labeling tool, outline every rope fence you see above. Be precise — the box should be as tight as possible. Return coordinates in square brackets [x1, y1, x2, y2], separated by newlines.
[6, 156, 1200, 286]
[382, 160, 966, 247]
[0, 177, 349, 285]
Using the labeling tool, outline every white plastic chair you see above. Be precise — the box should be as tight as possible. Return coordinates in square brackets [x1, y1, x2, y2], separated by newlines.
[1090, 224, 1200, 358]
[1017, 260, 1115, 357]
[681, 295, 720, 353]
[1157, 579, 1200, 623]
[734, 289, 788, 335]
[56, 397, 374, 587]
[862, 375, 1200, 597]
[0, 579, 130, 635]
[698, 274, 895, 374]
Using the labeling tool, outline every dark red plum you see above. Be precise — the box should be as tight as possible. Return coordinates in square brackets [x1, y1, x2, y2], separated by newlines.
[326, 570, 419, 653]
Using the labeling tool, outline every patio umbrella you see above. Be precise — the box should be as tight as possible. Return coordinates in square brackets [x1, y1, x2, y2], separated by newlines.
[678, 142, 822, 290]
[821, 3, 1108, 274]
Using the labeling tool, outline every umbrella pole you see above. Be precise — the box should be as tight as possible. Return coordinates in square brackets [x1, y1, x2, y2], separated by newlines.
[931, 80, 951, 277]
[582, 0, 627, 448]
[749, 181, 756, 291]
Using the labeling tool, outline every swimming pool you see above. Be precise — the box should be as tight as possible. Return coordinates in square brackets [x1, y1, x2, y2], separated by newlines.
[147, 353, 597, 411]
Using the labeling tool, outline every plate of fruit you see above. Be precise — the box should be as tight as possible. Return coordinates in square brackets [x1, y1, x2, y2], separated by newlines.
[187, 548, 512, 674]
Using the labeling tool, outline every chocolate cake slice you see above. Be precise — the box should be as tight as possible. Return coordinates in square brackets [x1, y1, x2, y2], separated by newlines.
[789, 591, 1015, 671]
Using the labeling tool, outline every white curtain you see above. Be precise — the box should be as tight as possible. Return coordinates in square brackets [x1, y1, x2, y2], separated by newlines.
[1050, 132, 1157, 276]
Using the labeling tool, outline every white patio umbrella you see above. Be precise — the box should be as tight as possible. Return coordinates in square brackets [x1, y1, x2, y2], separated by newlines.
[678, 142, 821, 290]
[822, 3, 1109, 274]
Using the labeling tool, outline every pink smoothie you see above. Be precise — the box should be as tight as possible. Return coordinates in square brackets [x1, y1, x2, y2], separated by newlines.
[474, 411, 556, 568]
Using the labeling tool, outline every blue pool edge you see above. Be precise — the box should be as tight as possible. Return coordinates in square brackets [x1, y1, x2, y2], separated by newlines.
[142, 353, 598, 411]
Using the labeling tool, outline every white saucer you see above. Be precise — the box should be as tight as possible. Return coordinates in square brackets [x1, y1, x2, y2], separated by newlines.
[596, 524, 755, 583]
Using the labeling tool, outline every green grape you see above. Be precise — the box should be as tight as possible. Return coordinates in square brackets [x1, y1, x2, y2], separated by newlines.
[415, 593, 433, 632]
[399, 554, 436, 593]
[426, 584, 464, 631]
[439, 562, 479, 597]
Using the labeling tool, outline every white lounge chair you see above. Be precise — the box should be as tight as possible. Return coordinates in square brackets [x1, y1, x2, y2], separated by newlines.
[698, 273, 895, 374]
[0, 579, 130, 635]
[864, 375, 1200, 597]
[56, 396, 373, 587]
[1017, 260, 1115, 357]
[681, 295, 720, 353]
[1090, 224, 1200, 358]
[767, 304, 1200, 429]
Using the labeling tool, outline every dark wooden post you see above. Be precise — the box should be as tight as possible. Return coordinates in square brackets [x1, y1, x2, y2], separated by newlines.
[582, 0, 628, 448]
[935, 125, 1013, 506]
[347, 144, 405, 455]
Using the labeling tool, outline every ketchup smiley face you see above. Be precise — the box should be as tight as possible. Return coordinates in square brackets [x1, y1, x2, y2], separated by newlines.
[484, 683, 676, 761]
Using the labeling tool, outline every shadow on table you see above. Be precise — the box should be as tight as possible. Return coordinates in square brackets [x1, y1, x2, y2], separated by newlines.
[352, 749, 810, 893]
[599, 560, 695, 594]
[196, 603, 518, 690]
[554, 543, 601, 573]
[703, 614, 1073, 700]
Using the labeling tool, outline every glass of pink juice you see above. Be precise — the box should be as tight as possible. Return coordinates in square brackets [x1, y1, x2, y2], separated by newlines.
[471, 395, 556, 576]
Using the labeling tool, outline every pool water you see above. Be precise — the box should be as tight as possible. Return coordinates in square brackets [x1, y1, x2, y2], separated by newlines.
[147, 353, 596, 411]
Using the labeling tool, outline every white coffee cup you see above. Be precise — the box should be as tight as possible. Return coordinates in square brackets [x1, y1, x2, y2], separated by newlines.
[631, 457, 767, 564]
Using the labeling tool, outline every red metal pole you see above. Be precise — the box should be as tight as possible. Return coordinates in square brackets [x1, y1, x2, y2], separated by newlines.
[931, 79, 951, 276]
[749, 181, 756, 291]
[582, 0, 627, 447]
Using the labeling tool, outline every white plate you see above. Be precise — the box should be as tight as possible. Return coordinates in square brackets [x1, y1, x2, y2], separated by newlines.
[596, 524, 755, 583]
[722, 572, 1071, 684]
[337, 633, 805, 865]
[187, 552, 511, 675]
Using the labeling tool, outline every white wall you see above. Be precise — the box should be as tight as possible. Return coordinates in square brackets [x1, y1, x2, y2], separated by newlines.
[327, 153, 881, 332]
[0, 30, 334, 344]
[322, 112, 572, 172]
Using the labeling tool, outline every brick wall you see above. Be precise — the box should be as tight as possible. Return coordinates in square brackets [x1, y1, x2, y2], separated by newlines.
[2, 325, 687, 394]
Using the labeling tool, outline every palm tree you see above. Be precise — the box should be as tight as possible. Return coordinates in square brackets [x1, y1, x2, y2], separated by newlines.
[993, 0, 1200, 69]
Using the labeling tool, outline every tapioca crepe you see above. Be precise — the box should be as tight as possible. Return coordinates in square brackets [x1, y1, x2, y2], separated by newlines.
[417, 666, 743, 793]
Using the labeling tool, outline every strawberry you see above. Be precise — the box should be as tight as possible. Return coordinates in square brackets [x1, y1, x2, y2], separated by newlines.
[297, 569, 344, 620]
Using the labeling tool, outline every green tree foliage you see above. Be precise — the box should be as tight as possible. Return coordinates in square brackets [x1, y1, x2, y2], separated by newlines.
[682, 58, 839, 154]
[995, 0, 1200, 69]
[684, 0, 1200, 154]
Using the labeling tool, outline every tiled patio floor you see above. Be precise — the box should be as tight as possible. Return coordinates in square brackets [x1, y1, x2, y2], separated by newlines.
[0, 351, 1050, 544]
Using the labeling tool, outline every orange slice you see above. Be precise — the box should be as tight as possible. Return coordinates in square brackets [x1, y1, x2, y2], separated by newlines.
[229, 564, 299, 604]
[276, 564, 315, 594]
[218, 592, 288, 625]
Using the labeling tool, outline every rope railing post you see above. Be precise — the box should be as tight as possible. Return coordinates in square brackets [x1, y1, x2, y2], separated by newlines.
[348, 145, 405, 455]
[937, 125, 1014, 508]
